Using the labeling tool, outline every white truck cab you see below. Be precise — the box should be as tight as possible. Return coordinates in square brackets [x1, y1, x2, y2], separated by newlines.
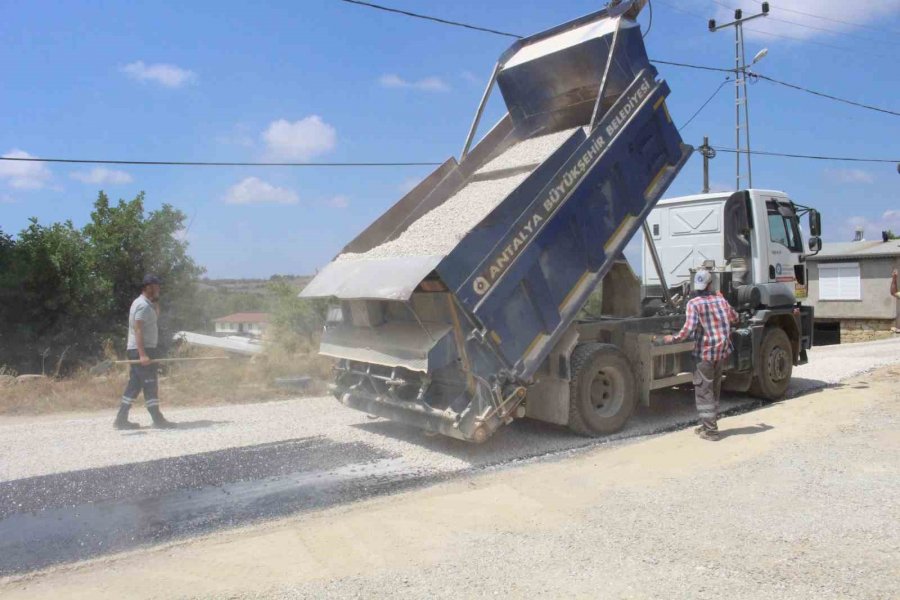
[642, 189, 821, 302]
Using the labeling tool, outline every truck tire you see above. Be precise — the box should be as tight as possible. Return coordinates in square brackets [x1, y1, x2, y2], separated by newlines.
[748, 327, 792, 401]
[568, 343, 636, 436]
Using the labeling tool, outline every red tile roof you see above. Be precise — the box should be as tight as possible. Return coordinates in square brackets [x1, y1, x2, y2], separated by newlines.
[213, 312, 271, 324]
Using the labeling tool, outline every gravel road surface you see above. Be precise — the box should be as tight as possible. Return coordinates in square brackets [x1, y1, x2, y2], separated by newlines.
[3, 359, 897, 599]
[0, 337, 898, 577]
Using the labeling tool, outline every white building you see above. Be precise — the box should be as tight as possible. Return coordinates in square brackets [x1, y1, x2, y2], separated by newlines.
[213, 312, 271, 337]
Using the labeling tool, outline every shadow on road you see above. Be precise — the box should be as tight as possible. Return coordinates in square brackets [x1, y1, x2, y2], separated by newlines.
[719, 423, 773, 439]
[169, 419, 231, 430]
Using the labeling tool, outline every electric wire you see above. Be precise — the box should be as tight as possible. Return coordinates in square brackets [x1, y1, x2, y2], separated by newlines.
[708, 0, 898, 52]
[3, 2, 895, 169]
[337, 0, 522, 38]
[679, 77, 731, 131]
[767, 2, 900, 36]
[642, 0, 653, 39]
[753, 73, 900, 118]
[0, 157, 443, 167]
[766, 16, 900, 47]
[649, 59, 733, 74]
[711, 147, 899, 164]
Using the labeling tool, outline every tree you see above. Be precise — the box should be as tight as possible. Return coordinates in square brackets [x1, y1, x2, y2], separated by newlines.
[0, 219, 107, 372]
[83, 192, 205, 350]
[0, 192, 205, 374]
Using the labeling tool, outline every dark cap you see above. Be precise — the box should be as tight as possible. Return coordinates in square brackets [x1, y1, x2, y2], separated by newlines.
[142, 274, 162, 287]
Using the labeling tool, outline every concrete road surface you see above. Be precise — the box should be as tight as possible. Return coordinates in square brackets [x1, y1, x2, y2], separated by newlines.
[0, 337, 898, 578]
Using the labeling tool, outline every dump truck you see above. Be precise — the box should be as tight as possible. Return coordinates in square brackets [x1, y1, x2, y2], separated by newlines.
[301, 1, 819, 442]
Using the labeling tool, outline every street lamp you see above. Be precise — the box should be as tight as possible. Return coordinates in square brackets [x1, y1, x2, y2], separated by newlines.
[752, 48, 769, 65]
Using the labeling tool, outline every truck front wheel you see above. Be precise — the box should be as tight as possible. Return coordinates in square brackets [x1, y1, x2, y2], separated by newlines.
[568, 344, 636, 436]
[749, 327, 793, 400]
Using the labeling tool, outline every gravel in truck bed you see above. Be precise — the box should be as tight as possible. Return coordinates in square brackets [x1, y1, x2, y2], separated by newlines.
[335, 127, 582, 262]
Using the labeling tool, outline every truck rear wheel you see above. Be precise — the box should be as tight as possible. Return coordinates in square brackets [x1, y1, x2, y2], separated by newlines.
[568, 343, 636, 436]
[749, 327, 792, 400]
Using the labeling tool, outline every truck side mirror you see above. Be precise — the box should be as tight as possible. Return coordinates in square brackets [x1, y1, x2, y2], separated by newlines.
[808, 236, 822, 254]
[809, 209, 822, 237]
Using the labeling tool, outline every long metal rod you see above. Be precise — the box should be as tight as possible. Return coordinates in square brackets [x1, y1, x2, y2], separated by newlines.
[590, 16, 623, 131]
[739, 23, 753, 188]
[642, 222, 673, 306]
[734, 22, 742, 191]
[702, 135, 711, 193]
[461, 62, 501, 161]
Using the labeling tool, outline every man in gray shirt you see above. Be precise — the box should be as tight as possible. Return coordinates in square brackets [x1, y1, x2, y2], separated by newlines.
[114, 274, 176, 429]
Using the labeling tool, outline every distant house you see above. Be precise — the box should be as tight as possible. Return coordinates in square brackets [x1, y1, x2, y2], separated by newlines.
[213, 312, 271, 337]
[806, 235, 900, 344]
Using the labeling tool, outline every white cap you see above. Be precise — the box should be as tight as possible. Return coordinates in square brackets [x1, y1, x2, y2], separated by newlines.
[694, 269, 712, 290]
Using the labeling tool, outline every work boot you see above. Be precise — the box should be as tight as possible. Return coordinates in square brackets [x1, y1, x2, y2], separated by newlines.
[113, 404, 141, 430]
[698, 429, 720, 442]
[148, 406, 177, 429]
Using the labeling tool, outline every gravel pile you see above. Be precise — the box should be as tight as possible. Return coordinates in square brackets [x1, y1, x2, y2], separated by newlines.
[335, 127, 581, 262]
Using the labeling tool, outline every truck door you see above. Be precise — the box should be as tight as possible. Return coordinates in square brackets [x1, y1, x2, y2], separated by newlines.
[761, 195, 805, 293]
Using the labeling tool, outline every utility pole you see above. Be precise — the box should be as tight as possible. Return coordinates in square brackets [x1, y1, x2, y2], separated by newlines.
[699, 136, 716, 193]
[709, 3, 769, 190]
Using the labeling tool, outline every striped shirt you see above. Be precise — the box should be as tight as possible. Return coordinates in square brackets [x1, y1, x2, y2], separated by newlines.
[673, 292, 738, 362]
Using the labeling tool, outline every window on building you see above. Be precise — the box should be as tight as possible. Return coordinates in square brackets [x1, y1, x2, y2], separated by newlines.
[819, 262, 861, 301]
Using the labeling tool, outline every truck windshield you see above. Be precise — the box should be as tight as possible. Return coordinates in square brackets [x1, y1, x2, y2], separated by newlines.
[767, 201, 803, 252]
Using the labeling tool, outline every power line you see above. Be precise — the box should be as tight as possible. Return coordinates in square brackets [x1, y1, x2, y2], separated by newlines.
[742, 26, 861, 53]
[708, 0, 898, 53]
[650, 59, 733, 74]
[767, 2, 900, 36]
[767, 16, 900, 47]
[0, 157, 442, 167]
[652, 0, 708, 20]
[337, 0, 522, 38]
[680, 77, 731, 131]
[712, 147, 899, 164]
[754, 73, 900, 118]
[3, 148, 896, 171]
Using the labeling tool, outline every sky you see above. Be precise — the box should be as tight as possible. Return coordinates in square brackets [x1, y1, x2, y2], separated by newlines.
[2, 0, 899, 278]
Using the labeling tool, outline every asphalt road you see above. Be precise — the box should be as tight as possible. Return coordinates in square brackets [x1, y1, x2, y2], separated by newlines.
[1, 337, 898, 577]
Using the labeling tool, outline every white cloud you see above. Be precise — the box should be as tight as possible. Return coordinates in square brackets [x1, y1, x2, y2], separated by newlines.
[262, 116, 337, 160]
[461, 70, 481, 84]
[0, 194, 16, 204]
[379, 74, 450, 92]
[223, 177, 299, 205]
[70, 167, 133, 185]
[0, 149, 53, 189]
[824, 168, 875, 185]
[325, 195, 349, 209]
[712, 0, 900, 42]
[121, 61, 196, 88]
[843, 209, 900, 241]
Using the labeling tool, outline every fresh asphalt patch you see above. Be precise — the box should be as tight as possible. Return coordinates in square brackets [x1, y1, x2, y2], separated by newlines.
[0, 391, 756, 577]
[0, 436, 435, 576]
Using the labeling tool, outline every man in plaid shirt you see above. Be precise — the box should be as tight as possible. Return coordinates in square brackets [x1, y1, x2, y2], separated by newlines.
[664, 269, 738, 441]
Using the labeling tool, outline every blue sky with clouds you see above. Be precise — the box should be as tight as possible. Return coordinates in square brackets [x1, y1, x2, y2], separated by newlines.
[2, 0, 899, 278]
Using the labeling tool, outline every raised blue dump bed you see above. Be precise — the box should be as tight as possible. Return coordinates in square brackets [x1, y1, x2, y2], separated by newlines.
[301, 4, 692, 442]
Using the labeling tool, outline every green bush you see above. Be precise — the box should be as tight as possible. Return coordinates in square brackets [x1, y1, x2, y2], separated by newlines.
[0, 192, 203, 374]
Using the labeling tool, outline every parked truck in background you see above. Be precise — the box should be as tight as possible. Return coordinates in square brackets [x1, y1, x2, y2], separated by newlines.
[300, 2, 822, 443]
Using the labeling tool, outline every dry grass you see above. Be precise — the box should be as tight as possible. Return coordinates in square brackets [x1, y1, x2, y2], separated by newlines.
[0, 343, 334, 417]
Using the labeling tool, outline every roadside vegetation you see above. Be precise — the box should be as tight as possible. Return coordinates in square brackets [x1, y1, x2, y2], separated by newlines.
[0, 191, 333, 416]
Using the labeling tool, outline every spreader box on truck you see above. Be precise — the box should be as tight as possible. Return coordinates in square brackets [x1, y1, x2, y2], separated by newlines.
[300, 1, 820, 442]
